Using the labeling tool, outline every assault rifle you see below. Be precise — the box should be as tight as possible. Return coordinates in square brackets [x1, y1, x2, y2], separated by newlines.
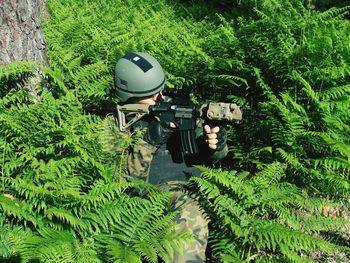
[116, 87, 242, 155]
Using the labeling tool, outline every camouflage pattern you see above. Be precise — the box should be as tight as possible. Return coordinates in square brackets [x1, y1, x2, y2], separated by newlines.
[119, 121, 226, 262]
[125, 123, 227, 182]
[171, 190, 208, 263]
[126, 139, 209, 262]
[127, 139, 157, 181]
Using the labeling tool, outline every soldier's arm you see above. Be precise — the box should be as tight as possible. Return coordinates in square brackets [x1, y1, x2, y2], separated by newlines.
[126, 138, 157, 182]
[111, 114, 158, 182]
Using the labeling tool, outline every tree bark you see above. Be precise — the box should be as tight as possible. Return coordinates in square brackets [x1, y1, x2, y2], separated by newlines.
[0, 0, 49, 66]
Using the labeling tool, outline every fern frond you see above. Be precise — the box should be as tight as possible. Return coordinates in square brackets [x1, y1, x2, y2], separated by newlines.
[251, 162, 286, 188]
[0, 61, 37, 80]
[251, 219, 336, 254]
[302, 215, 349, 233]
[18, 228, 77, 263]
[259, 183, 303, 207]
[276, 148, 305, 171]
[319, 6, 350, 20]
[101, 240, 142, 263]
[46, 207, 89, 231]
[319, 84, 350, 100]
[0, 196, 40, 228]
[313, 156, 350, 171]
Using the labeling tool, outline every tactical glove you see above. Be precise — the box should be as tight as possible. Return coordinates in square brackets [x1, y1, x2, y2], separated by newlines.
[144, 121, 174, 147]
[215, 126, 227, 151]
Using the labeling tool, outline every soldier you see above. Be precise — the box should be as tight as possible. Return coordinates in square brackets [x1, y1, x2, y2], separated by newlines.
[114, 52, 228, 262]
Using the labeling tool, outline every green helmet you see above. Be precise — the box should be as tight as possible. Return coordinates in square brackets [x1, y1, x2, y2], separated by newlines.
[115, 52, 166, 102]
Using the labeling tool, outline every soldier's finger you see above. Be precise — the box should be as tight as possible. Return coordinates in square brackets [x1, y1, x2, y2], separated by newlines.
[206, 133, 217, 139]
[206, 138, 218, 145]
[204, 125, 211, 133]
[211, 126, 220, 133]
[208, 144, 217, 150]
[209, 139, 219, 144]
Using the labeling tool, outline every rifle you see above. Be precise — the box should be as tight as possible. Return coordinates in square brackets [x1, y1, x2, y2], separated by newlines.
[116, 87, 242, 155]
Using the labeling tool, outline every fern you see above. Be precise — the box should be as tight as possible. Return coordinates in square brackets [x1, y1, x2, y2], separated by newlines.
[1, 0, 349, 261]
[190, 165, 349, 262]
[0, 76, 190, 262]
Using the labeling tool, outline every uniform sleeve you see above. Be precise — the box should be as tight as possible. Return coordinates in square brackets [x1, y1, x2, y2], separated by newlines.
[210, 144, 228, 162]
[111, 114, 158, 181]
[126, 139, 157, 181]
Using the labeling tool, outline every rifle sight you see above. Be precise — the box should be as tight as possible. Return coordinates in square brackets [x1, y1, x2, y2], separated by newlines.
[162, 86, 194, 99]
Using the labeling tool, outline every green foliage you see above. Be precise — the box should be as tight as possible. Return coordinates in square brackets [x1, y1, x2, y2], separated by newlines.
[1, 0, 349, 262]
[191, 164, 349, 262]
[0, 72, 191, 262]
[43, 0, 247, 106]
[0, 61, 41, 99]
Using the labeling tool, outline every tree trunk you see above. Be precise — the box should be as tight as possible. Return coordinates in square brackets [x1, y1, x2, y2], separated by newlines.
[0, 0, 49, 66]
[1, 0, 48, 201]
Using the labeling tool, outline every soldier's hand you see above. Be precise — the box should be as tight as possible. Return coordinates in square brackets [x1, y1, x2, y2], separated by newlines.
[144, 121, 174, 147]
[204, 125, 227, 151]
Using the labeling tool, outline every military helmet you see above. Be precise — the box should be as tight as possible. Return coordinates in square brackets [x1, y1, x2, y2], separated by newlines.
[115, 52, 166, 102]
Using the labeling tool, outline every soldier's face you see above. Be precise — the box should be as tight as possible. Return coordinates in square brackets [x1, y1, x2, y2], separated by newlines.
[134, 91, 164, 105]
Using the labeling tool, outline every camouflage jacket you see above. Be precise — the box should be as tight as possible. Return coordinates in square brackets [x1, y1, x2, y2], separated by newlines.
[121, 116, 228, 185]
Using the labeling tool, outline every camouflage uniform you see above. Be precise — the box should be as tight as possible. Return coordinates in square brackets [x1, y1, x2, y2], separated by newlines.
[124, 118, 227, 263]
[172, 190, 209, 262]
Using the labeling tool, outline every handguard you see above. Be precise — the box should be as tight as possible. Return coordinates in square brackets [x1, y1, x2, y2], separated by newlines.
[203, 103, 242, 123]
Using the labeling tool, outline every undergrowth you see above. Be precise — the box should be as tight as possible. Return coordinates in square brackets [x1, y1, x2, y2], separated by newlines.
[0, 0, 349, 262]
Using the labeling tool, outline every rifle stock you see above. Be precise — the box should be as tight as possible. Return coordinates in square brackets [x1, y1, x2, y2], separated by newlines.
[116, 104, 150, 132]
